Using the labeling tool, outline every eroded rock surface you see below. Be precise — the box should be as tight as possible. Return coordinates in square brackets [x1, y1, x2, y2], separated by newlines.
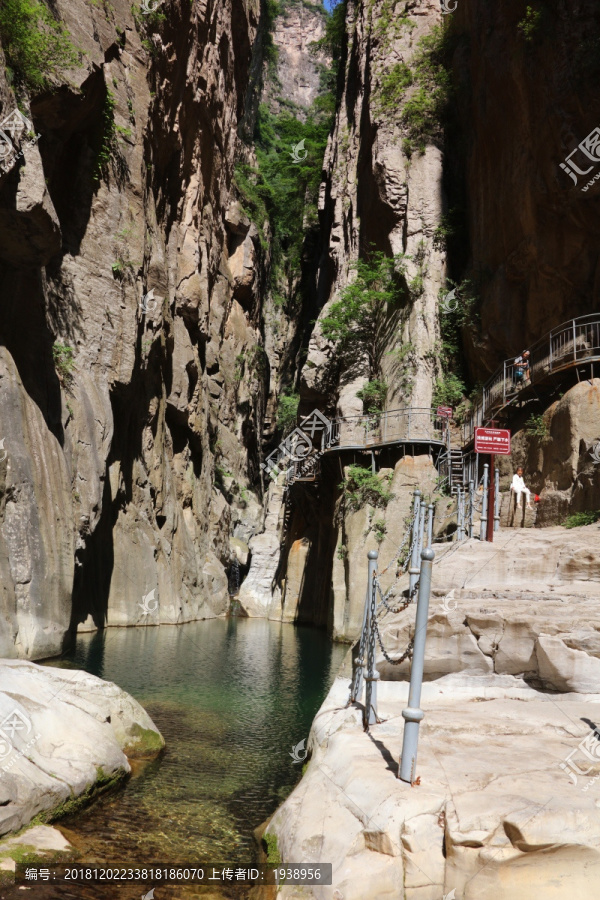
[0, 660, 163, 837]
[271, 676, 600, 900]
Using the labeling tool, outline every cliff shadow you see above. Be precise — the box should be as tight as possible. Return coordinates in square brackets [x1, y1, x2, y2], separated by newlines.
[68, 476, 114, 636]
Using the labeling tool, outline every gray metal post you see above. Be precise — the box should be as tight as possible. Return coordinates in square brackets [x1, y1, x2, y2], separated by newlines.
[426, 503, 434, 548]
[494, 466, 501, 532]
[480, 464, 489, 541]
[408, 489, 421, 598]
[364, 550, 380, 729]
[468, 479, 474, 538]
[399, 547, 435, 783]
[418, 500, 426, 556]
[457, 487, 464, 541]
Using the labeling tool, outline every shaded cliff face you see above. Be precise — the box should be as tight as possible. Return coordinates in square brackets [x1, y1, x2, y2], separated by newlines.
[451, 0, 600, 379]
[0, 0, 267, 657]
[302, 0, 445, 415]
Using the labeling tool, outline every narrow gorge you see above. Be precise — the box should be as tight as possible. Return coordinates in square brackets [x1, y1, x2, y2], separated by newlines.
[0, 0, 600, 897]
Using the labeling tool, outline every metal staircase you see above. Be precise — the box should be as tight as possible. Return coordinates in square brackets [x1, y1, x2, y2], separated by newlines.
[438, 447, 465, 494]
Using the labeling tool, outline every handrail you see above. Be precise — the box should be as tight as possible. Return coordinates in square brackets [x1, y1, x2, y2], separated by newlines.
[327, 407, 447, 451]
[462, 313, 600, 444]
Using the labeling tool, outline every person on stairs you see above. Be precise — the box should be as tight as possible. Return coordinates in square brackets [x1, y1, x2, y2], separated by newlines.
[511, 467, 532, 510]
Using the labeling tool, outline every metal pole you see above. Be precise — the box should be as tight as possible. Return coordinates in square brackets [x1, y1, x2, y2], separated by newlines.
[487, 454, 495, 543]
[494, 466, 501, 532]
[408, 489, 421, 599]
[480, 463, 489, 541]
[427, 502, 434, 548]
[457, 488, 464, 541]
[399, 547, 435, 784]
[364, 550, 379, 729]
[468, 479, 474, 538]
[419, 500, 426, 556]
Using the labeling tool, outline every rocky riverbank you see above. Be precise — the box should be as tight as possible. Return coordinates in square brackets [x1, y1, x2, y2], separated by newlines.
[0, 660, 163, 873]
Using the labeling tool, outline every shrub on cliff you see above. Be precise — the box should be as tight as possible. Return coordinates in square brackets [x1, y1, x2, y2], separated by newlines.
[0, 0, 79, 93]
[276, 391, 300, 436]
[357, 379, 388, 413]
[376, 23, 452, 156]
[340, 465, 393, 511]
[321, 253, 407, 376]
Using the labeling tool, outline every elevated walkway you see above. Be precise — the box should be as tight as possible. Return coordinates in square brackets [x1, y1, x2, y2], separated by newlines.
[269, 315, 600, 489]
[462, 313, 600, 445]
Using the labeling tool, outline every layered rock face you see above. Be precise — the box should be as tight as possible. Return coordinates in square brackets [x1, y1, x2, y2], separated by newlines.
[0, 0, 268, 657]
[244, 0, 450, 628]
[263, 0, 328, 115]
[450, 0, 600, 378]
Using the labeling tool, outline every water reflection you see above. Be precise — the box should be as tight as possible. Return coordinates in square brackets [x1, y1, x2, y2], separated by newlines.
[18, 618, 347, 899]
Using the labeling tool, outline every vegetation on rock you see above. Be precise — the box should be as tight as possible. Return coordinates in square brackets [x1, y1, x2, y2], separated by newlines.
[340, 464, 393, 511]
[321, 253, 407, 377]
[357, 379, 388, 413]
[376, 22, 452, 156]
[0, 0, 79, 93]
[277, 391, 300, 436]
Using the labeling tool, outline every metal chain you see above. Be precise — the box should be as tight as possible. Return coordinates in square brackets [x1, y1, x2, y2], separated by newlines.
[378, 513, 413, 576]
[374, 574, 412, 614]
[348, 603, 368, 704]
[374, 619, 414, 666]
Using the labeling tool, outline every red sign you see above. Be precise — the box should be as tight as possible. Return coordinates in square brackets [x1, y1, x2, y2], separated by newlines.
[475, 427, 511, 455]
[437, 406, 453, 419]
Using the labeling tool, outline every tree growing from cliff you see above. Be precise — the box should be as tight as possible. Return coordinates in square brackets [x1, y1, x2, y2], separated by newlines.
[320, 252, 407, 377]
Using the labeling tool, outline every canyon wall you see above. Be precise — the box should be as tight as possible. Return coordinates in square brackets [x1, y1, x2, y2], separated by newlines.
[0, 0, 270, 658]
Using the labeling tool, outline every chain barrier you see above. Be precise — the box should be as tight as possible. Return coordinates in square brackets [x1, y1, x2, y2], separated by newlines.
[348, 490, 426, 708]
[374, 619, 414, 666]
[363, 570, 379, 727]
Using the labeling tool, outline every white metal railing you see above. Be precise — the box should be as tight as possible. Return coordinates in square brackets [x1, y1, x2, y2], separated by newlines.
[462, 314, 600, 444]
[328, 407, 447, 450]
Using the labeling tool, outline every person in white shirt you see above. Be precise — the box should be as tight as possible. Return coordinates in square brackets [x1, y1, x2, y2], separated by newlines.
[511, 467, 532, 509]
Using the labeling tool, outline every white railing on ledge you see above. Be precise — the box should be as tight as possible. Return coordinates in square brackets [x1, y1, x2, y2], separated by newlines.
[462, 313, 600, 444]
[327, 407, 448, 450]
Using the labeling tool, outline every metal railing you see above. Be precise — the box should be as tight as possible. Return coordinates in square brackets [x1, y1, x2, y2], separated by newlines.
[463, 314, 600, 444]
[328, 407, 448, 451]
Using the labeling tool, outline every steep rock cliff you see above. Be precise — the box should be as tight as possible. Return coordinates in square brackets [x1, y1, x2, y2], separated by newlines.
[0, 0, 269, 657]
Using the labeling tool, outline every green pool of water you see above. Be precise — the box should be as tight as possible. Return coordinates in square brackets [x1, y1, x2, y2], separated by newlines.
[24, 618, 346, 898]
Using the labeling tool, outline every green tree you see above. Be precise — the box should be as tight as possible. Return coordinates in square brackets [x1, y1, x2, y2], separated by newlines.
[0, 0, 79, 93]
[321, 253, 407, 376]
[276, 391, 300, 436]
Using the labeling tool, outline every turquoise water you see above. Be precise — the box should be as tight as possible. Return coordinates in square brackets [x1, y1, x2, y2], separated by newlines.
[20, 618, 346, 899]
